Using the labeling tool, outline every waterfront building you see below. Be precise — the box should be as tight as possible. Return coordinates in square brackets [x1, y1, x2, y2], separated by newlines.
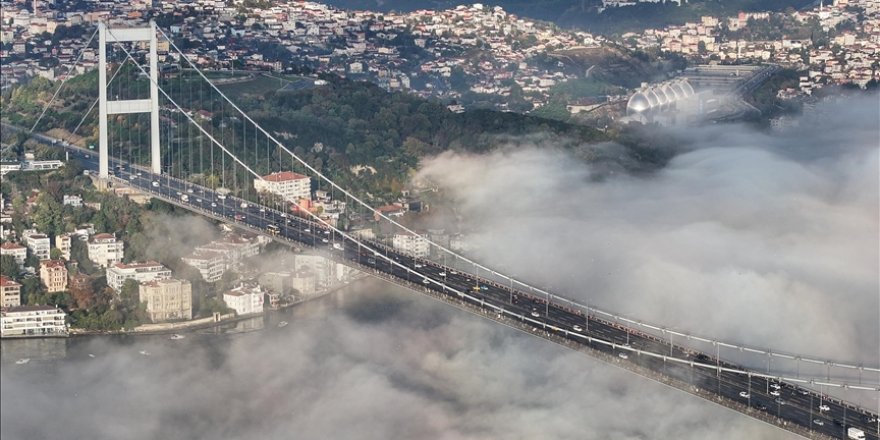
[139, 279, 193, 323]
[0, 305, 68, 337]
[223, 284, 264, 316]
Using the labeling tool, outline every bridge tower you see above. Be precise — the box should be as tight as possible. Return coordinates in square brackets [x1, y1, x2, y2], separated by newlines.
[97, 21, 160, 178]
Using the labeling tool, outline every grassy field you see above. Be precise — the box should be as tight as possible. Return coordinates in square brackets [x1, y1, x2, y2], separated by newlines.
[217, 74, 311, 99]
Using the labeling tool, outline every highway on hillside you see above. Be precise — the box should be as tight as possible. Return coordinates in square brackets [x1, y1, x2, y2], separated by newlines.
[36, 137, 880, 440]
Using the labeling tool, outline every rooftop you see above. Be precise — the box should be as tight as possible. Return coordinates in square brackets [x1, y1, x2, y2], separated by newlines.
[0, 276, 21, 287]
[261, 171, 309, 182]
[111, 260, 165, 270]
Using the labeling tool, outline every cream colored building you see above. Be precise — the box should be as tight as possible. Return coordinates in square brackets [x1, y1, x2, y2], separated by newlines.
[0, 276, 21, 307]
[254, 171, 311, 202]
[40, 259, 68, 293]
[55, 233, 72, 261]
[138, 279, 193, 323]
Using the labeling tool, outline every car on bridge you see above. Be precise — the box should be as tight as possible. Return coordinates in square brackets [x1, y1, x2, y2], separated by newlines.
[739, 391, 750, 398]
[573, 325, 583, 332]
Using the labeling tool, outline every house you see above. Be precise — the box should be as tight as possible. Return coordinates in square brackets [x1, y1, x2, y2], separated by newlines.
[392, 233, 430, 258]
[253, 171, 311, 202]
[55, 233, 72, 261]
[87, 233, 125, 268]
[0, 305, 68, 337]
[181, 250, 226, 282]
[0, 276, 21, 307]
[39, 259, 68, 293]
[106, 261, 172, 292]
[223, 283, 264, 315]
[0, 242, 27, 268]
[139, 279, 193, 323]
[23, 231, 51, 261]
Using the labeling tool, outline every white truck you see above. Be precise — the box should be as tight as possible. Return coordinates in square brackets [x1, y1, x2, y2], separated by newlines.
[216, 187, 231, 200]
[848, 427, 865, 440]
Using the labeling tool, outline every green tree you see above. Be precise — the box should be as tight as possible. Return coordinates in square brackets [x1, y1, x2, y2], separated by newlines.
[33, 193, 64, 236]
[0, 255, 20, 279]
[119, 279, 140, 309]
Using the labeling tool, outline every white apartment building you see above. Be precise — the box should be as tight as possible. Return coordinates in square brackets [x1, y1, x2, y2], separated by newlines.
[223, 284, 264, 316]
[0, 305, 68, 337]
[254, 171, 311, 202]
[0, 242, 27, 268]
[392, 233, 430, 258]
[182, 251, 226, 282]
[106, 261, 172, 292]
[23, 231, 51, 261]
[139, 279, 193, 323]
[55, 233, 72, 261]
[87, 233, 125, 268]
[194, 234, 261, 269]
[0, 276, 21, 308]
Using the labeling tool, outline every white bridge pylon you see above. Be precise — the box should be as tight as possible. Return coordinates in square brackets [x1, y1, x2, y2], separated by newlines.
[98, 21, 160, 178]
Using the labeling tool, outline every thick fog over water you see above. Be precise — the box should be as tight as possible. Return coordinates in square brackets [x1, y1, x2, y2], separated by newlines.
[2, 96, 876, 440]
[417, 95, 880, 368]
[1, 283, 798, 440]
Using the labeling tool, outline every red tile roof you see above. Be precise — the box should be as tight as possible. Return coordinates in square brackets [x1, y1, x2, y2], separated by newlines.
[261, 171, 309, 182]
[0, 276, 21, 287]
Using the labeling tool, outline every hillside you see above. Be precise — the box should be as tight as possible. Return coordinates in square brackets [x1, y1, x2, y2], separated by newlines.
[1, 72, 679, 202]
[323, 0, 815, 35]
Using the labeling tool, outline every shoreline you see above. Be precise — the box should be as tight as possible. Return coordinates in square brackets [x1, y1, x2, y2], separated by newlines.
[5, 275, 368, 340]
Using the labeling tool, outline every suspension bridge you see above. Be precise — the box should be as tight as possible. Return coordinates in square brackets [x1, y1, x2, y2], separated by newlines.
[6, 22, 879, 440]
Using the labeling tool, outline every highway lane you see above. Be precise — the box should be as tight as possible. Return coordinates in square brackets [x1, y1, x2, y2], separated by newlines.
[38, 138, 880, 440]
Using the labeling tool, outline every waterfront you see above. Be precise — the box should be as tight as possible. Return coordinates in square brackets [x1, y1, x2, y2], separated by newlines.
[1, 277, 797, 440]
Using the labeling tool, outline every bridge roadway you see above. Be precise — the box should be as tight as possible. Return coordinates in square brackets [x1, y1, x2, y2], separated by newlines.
[47, 139, 880, 440]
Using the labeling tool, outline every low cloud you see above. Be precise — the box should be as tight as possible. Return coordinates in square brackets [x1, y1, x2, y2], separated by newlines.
[0, 282, 796, 440]
[416, 95, 879, 372]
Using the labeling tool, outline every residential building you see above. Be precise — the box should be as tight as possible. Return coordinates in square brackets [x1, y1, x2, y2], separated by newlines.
[182, 250, 226, 282]
[258, 271, 292, 296]
[62, 195, 83, 207]
[0, 242, 27, 268]
[55, 233, 72, 260]
[254, 171, 311, 202]
[40, 259, 68, 293]
[87, 233, 124, 268]
[194, 234, 261, 269]
[223, 284, 264, 316]
[139, 279, 193, 323]
[0, 305, 68, 337]
[106, 261, 172, 292]
[392, 233, 430, 258]
[290, 270, 317, 296]
[23, 231, 51, 261]
[0, 276, 21, 307]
